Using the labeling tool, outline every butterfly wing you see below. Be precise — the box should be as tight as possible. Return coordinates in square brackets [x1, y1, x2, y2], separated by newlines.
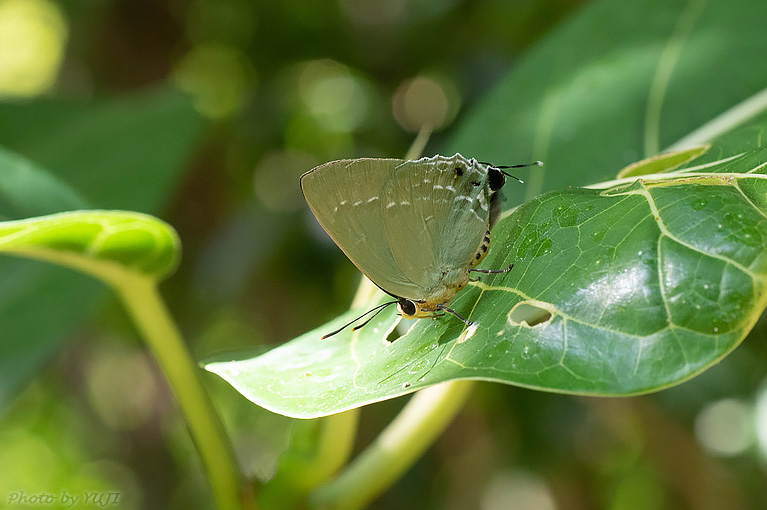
[301, 158, 425, 300]
[380, 155, 491, 298]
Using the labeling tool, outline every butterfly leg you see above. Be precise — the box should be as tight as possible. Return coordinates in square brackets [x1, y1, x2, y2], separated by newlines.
[436, 304, 472, 326]
[468, 263, 514, 282]
[469, 262, 514, 275]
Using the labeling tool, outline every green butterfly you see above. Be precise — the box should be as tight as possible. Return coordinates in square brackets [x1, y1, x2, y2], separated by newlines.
[301, 153, 539, 338]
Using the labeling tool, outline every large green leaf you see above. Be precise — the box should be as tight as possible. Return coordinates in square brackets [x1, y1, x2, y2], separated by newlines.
[0, 90, 204, 410]
[206, 139, 767, 419]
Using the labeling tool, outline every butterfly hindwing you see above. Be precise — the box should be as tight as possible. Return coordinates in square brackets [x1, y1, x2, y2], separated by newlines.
[380, 155, 490, 298]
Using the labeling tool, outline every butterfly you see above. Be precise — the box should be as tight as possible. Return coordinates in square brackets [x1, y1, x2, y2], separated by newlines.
[300, 153, 540, 338]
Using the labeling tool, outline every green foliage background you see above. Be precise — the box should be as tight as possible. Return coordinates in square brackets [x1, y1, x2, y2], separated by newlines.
[0, 0, 765, 509]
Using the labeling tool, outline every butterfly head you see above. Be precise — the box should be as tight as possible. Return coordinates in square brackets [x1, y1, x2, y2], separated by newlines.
[396, 298, 419, 318]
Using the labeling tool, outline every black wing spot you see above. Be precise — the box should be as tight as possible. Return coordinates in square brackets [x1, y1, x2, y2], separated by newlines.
[454, 166, 464, 176]
[475, 253, 482, 260]
[471, 181, 481, 187]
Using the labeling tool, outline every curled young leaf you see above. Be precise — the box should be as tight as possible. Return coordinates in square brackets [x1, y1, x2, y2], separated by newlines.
[0, 211, 180, 284]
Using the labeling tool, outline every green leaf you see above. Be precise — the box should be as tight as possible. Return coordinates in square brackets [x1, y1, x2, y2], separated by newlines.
[0, 210, 180, 284]
[0, 148, 88, 219]
[0, 88, 204, 212]
[206, 143, 767, 419]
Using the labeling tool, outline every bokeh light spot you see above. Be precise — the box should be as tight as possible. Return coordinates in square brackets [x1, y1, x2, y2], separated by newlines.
[392, 74, 459, 132]
[0, 431, 60, 488]
[694, 398, 755, 457]
[481, 469, 557, 510]
[298, 59, 370, 132]
[0, 0, 67, 97]
[86, 345, 158, 431]
[173, 43, 255, 118]
[284, 114, 353, 159]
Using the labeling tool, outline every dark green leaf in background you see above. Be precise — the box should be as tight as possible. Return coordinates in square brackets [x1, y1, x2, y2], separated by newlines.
[0, 148, 100, 412]
[0, 89, 204, 411]
[0, 148, 87, 219]
[0, 88, 204, 212]
[447, 0, 767, 202]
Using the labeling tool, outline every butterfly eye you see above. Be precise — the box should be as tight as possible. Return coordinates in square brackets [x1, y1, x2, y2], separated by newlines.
[398, 299, 417, 316]
[488, 168, 505, 191]
[471, 181, 481, 187]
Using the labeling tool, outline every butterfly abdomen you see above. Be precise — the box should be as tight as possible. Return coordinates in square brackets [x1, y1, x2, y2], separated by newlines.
[470, 229, 492, 268]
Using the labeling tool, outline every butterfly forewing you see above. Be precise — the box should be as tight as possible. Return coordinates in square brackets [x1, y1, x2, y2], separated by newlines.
[300, 159, 424, 300]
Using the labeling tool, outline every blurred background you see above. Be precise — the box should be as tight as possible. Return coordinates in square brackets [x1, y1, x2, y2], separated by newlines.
[0, 0, 765, 509]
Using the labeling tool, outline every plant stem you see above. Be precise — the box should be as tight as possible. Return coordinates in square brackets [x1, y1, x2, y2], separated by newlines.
[309, 410, 361, 485]
[404, 125, 432, 161]
[113, 275, 245, 510]
[309, 380, 475, 510]
[261, 409, 360, 508]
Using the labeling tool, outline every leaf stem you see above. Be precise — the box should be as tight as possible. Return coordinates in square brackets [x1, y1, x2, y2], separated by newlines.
[309, 410, 361, 484]
[112, 275, 246, 510]
[309, 380, 475, 510]
[404, 125, 432, 161]
[261, 409, 360, 508]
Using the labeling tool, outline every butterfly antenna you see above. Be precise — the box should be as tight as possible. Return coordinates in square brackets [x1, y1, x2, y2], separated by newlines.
[436, 304, 473, 326]
[479, 160, 543, 184]
[350, 302, 396, 332]
[321, 300, 399, 340]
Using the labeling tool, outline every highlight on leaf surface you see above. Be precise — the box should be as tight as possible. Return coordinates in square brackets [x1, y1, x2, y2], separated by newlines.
[0, 210, 180, 283]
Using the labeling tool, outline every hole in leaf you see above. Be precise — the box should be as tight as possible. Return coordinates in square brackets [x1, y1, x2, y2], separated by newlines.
[508, 301, 553, 327]
[384, 316, 406, 343]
